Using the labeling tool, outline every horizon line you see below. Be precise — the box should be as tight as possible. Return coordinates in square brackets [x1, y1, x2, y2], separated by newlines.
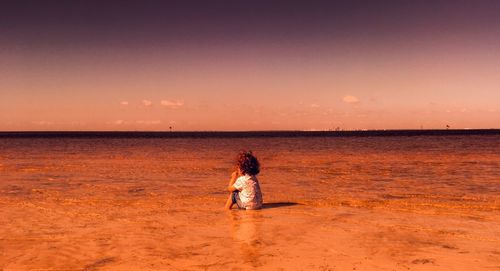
[0, 128, 499, 133]
[1, 129, 499, 138]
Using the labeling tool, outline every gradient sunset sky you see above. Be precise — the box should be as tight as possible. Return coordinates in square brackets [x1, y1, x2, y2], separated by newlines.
[1, 0, 499, 131]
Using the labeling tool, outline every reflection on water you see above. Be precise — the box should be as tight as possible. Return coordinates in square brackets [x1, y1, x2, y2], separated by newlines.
[228, 211, 265, 267]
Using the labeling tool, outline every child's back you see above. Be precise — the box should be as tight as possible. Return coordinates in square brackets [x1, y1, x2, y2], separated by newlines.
[233, 174, 263, 210]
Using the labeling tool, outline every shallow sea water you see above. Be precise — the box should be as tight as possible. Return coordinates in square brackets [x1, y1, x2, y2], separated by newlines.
[0, 135, 499, 270]
[1, 135, 498, 207]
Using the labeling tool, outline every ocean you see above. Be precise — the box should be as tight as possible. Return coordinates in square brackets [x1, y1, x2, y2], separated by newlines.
[1, 131, 499, 269]
[1, 131, 499, 210]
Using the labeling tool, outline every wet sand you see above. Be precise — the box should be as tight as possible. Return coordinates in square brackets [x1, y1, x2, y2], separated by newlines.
[1, 189, 499, 270]
[1, 135, 499, 270]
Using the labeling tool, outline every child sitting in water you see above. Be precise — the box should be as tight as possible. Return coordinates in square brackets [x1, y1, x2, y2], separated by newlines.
[225, 151, 263, 210]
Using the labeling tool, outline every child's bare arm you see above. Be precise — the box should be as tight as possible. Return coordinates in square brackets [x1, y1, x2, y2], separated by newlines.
[227, 171, 238, 191]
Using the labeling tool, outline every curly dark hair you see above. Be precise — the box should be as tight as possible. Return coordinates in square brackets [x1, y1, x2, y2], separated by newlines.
[236, 150, 260, 175]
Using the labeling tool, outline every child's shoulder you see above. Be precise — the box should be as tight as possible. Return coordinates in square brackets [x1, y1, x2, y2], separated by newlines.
[238, 174, 256, 181]
[247, 175, 259, 182]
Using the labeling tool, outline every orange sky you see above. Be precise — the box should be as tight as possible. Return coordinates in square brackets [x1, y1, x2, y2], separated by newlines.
[1, 1, 499, 131]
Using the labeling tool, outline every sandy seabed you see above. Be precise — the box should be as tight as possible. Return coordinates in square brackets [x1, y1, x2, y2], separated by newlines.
[1, 190, 499, 271]
[1, 135, 499, 270]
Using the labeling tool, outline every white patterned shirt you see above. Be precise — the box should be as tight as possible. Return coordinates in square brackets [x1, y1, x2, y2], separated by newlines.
[233, 174, 263, 210]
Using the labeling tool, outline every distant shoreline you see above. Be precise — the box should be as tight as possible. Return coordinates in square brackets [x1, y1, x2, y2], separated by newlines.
[0, 129, 499, 138]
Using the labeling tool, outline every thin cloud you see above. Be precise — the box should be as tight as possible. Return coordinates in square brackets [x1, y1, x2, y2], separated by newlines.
[310, 103, 320, 108]
[113, 120, 125, 125]
[343, 95, 359, 104]
[136, 120, 161, 125]
[161, 99, 184, 109]
[120, 101, 129, 106]
[32, 121, 54, 125]
[142, 100, 153, 107]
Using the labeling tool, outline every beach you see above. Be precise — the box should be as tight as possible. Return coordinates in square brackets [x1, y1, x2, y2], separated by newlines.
[1, 134, 499, 270]
[4, 0, 500, 269]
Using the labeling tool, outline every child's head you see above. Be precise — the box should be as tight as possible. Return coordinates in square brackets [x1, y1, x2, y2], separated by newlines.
[236, 150, 260, 176]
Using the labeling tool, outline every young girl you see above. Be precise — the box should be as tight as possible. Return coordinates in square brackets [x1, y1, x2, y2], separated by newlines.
[225, 151, 263, 210]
